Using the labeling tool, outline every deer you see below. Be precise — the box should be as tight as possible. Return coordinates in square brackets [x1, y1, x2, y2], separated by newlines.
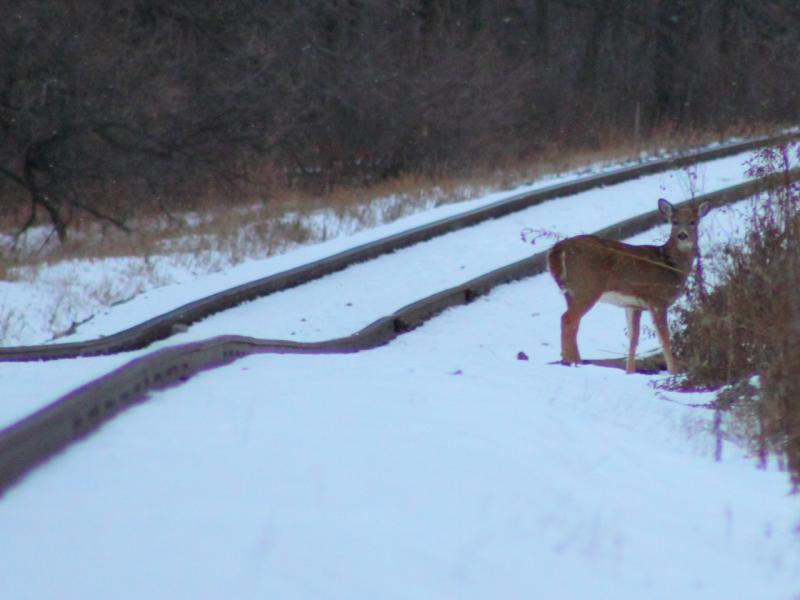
[547, 198, 710, 374]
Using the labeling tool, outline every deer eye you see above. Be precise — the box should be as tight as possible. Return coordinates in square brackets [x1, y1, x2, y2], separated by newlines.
[690, 220, 696, 226]
[672, 220, 678, 225]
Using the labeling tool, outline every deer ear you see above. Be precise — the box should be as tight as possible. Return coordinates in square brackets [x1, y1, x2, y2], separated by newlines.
[697, 201, 710, 218]
[658, 198, 673, 218]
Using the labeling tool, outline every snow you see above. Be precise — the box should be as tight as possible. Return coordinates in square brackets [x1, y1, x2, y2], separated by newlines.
[1, 276, 798, 599]
[1, 146, 799, 599]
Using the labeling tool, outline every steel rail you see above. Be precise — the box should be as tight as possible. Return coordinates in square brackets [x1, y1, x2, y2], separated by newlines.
[1, 132, 797, 362]
[1, 169, 798, 496]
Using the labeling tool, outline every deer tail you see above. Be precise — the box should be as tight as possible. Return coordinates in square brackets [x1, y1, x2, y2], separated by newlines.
[547, 242, 568, 294]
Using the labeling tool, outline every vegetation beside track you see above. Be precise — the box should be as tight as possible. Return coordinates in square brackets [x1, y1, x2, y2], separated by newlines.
[673, 142, 800, 488]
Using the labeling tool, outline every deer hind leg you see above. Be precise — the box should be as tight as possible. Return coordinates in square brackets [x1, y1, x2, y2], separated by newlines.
[625, 307, 642, 374]
[560, 292, 600, 365]
[650, 305, 678, 375]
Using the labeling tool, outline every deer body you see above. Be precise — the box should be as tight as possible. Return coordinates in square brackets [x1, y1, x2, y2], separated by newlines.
[547, 199, 709, 374]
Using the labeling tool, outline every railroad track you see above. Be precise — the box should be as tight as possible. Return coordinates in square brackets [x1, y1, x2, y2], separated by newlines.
[1, 133, 795, 363]
[1, 134, 799, 497]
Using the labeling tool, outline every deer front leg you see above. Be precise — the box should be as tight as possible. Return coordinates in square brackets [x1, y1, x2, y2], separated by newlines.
[650, 304, 678, 375]
[560, 310, 581, 364]
[625, 307, 642, 374]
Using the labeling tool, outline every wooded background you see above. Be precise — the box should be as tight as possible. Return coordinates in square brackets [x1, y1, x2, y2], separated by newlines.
[2, 0, 799, 237]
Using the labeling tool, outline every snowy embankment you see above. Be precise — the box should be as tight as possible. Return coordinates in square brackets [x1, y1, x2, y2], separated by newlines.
[0, 149, 799, 598]
[0, 149, 755, 427]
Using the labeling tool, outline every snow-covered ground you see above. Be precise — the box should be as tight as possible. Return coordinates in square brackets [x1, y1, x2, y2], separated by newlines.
[1, 146, 798, 599]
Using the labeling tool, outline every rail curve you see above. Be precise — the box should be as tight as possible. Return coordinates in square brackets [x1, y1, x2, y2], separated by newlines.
[2, 168, 799, 496]
[1, 133, 796, 362]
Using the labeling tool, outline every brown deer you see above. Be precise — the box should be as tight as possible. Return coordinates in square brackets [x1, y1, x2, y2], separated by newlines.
[547, 198, 710, 374]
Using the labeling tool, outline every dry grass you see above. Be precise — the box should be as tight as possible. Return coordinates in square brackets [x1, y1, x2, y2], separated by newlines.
[671, 141, 800, 488]
[1, 124, 780, 278]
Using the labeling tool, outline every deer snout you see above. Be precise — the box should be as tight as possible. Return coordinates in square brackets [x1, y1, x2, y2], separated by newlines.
[674, 229, 694, 252]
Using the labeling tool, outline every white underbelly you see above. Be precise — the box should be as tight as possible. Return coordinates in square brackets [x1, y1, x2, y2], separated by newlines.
[599, 291, 648, 309]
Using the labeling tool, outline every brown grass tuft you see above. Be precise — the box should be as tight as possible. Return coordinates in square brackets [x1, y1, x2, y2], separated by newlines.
[672, 141, 800, 488]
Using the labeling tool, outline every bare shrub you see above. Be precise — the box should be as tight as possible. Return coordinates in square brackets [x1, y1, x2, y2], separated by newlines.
[672, 142, 800, 487]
